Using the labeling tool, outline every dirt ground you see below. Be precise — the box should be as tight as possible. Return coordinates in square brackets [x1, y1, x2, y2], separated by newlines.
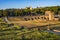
[8, 20, 60, 27]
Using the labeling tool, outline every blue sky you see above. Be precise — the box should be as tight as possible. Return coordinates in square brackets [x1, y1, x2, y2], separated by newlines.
[0, 0, 60, 9]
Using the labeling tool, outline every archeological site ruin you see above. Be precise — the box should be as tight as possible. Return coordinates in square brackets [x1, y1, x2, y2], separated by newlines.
[7, 11, 60, 21]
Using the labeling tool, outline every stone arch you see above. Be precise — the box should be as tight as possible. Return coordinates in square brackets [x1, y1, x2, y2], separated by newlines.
[35, 17, 37, 19]
[31, 18, 34, 20]
[38, 17, 40, 19]
[46, 17, 49, 20]
[41, 17, 44, 19]
[28, 18, 30, 20]
[44, 17, 46, 19]
[24, 18, 28, 21]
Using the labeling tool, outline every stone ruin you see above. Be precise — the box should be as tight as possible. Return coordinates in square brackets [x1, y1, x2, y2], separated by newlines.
[7, 11, 60, 21]
[22, 11, 59, 21]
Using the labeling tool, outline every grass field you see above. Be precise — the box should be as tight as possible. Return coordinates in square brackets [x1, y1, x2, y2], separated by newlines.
[0, 18, 60, 40]
[0, 24, 60, 40]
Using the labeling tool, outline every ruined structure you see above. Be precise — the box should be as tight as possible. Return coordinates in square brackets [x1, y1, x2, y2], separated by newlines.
[22, 11, 59, 21]
[45, 11, 54, 20]
[8, 11, 59, 21]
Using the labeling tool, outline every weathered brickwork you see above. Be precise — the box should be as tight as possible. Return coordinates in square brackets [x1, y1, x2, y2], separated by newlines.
[7, 11, 59, 21]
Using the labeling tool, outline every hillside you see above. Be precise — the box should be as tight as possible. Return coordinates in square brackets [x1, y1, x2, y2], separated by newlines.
[0, 6, 60, 17]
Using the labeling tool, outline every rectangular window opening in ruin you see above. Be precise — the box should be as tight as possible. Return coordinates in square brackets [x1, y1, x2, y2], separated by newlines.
[45, 14, 49, 16]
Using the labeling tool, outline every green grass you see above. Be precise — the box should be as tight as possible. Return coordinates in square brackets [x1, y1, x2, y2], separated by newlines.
[0, 18, 4, 22]
[0, 23, 60, 40]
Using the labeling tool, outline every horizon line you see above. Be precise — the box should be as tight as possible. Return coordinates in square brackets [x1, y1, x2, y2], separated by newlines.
[0, 5, 60, 10]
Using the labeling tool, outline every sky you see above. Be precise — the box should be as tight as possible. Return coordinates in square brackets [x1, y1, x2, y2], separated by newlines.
[0, 0, 60, 9]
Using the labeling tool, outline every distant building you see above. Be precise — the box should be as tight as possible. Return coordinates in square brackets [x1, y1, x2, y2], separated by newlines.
[26, 7, 32, 10]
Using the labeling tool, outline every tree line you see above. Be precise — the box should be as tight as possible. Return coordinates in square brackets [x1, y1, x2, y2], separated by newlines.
[0, 6, 60, 17]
